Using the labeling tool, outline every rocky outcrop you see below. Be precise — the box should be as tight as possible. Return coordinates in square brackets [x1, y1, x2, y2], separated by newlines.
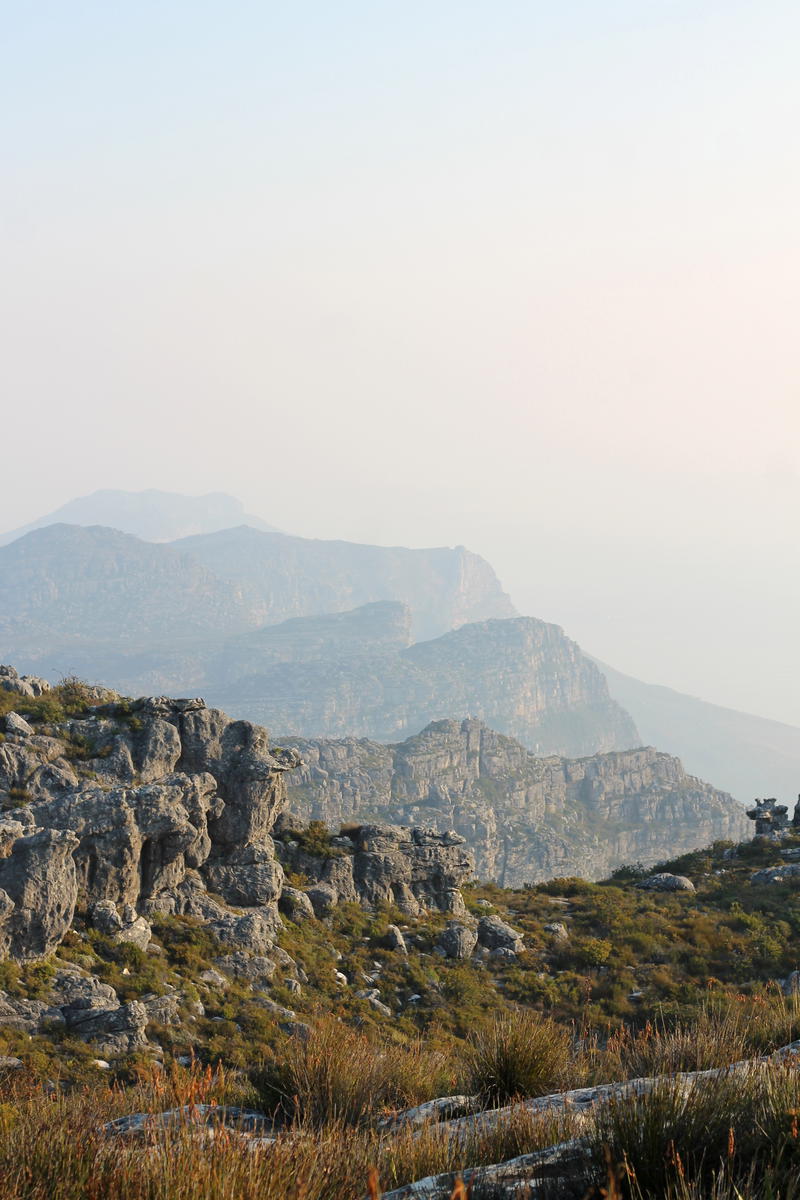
[284, 718, 749, 885]
[0, 674, 475, 966]
[276, 823, 473, 917]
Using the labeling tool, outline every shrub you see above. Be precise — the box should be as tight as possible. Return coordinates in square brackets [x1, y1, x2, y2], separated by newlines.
[250, 1017, 448, 1126]
[458, 1010, 572, 1105]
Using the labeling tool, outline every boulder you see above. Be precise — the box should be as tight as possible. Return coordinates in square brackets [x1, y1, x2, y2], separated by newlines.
[436, 922, 478, 960]
[477, 914, 523, 951]
[4, 713, 33, 738]
[0, 828, 79, 960]
[636, 873, 695, 893]
[278, 886, 315, 922]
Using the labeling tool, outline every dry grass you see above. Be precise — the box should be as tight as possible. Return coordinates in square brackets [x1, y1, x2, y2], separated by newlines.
[250, 1016, 455, 1127]
[458, 1010, 575, 1105]
[595, 992, 800, 1083]
[0, 1060, 580, 1200]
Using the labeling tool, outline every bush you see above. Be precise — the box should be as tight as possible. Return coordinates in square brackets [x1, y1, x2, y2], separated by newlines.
[458, 1010, 572, 1105]
[250, 1017, 448, 1127]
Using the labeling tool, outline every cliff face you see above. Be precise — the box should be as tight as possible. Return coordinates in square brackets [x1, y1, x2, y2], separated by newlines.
[0, 524, 516, 692]
[0, 668, 471, 965]
[211, 616, 639, 759]
[285, 719, 750, 885]
[171, 527, 516, 642]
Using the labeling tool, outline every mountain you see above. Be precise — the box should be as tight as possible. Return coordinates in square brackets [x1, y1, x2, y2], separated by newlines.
[0, 489, 280, 546]
[0, 525, 255, 691]
[208, 612, 640, 758]
[283, 718, 748, 885]
[171, 526, 517, 641]
[599, 660, 800, 806]
[210, 601, 413, 686]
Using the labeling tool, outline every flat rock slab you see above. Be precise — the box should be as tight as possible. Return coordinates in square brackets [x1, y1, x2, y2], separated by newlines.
[103, 1104, 274, 1142]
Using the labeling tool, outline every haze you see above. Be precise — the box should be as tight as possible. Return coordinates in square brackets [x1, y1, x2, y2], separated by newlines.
[2, 2, 798, 725]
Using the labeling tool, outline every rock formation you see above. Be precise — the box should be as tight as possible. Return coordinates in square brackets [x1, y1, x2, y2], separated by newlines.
[283, 718, 749, 885]
[0, 676, 471, 966]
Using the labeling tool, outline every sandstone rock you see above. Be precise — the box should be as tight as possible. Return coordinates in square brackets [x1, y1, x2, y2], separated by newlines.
[142, 993, 181, 1027]
[386, 924, 408, 953]
[751, 863, 800, 885]
[0, 828, 78, 959]
[278, 886, 315, 922]
[477, 914, 523, 951]
[102, 1104, 273, 1142]
[284, 720, 748, 887]
[4, 713, 33, 738]
[436, 922, 478, 960]
[215, 953, 276, 986]
[306, 885, 338, 916]
[0, 667, 50, 698]
[63, 999, 149, 1055]
[636, 873, 695, 893]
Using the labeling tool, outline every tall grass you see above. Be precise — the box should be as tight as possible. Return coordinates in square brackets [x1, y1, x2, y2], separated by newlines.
[592, 1059, 800, 1199]
[250, 1017, 454, 1127]
[458, 1011, 574, 1105]
[598, 992, 800, 1083]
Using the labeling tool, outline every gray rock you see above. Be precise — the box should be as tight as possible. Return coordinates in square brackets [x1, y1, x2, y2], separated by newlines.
[4, 713, 33, 738]
[142, 993, 181, 1027]
[477, 914, 523, 951]
[544, 921, 569, 941]
[636, 873, 696, 893]
[62, 999, 149, 1055]
[436, 922, 478, 960]
[751, 864, 800, 886]
[215, 953, 276, 986]
[306, 884, 338, 916]
[0, 828, 78, 960]
[278, 886, 315, 922]
[386, 923, 408, 953]
[102, 1104, 273, 1141]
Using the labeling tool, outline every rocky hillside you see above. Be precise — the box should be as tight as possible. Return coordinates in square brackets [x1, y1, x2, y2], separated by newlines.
[284, 718, 749, 884]
[210, 614, 640, 758]
[0, 667, 471, 1053]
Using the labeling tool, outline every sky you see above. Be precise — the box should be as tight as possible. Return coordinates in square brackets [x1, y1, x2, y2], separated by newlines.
[2, 1, 799, 724]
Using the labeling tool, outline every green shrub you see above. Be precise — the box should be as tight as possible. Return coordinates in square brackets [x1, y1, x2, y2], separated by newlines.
[458, 1010, 572, 1105]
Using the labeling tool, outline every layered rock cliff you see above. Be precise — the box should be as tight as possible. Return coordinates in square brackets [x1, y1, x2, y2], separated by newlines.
[0, 668, 472, 967]
[284, 718, 749, 884]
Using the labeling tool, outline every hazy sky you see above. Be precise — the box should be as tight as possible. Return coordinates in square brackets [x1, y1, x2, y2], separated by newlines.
[2, 2, 799, 724]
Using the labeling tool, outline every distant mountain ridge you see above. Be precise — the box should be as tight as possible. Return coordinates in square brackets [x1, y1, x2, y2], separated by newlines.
[0, 489, 280, 546]
[598, 660, 800, 806]
[208, 610, 639, 758]
[171, 526, 516, 641]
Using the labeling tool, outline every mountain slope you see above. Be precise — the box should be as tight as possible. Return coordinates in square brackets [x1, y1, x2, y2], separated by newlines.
[599, 660, 800, 805]
[0, 525, 256, 690]
[0, 489, 280, 546]
[207, 613, 640, 758]
[284, 718, 748, 884]
[172, 526, 516, 641]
